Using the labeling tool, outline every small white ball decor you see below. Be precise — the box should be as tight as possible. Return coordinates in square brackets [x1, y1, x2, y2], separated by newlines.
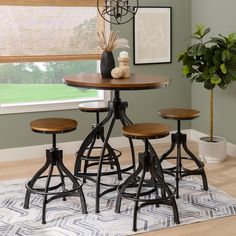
[111, 67, 124, 79]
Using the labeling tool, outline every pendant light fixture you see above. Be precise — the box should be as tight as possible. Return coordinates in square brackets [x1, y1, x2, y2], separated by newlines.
[97, 0, 139, 25]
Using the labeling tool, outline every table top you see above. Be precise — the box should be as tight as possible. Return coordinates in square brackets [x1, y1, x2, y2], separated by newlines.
[63, 73, 170, 91]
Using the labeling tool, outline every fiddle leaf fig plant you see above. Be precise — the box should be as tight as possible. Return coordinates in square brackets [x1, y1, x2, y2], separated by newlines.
[178, 24, 236, 142]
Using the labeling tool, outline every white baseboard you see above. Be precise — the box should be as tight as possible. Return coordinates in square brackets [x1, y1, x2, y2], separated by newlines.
[0, 129, 235, 162]
[0, 134, 173, 163]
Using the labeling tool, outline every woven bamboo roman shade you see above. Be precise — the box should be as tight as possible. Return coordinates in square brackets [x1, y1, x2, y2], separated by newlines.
[0, 0, 104, 63]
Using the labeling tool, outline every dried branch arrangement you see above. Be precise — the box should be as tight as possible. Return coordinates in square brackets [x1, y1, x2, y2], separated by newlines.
[97, 31, 129, 52]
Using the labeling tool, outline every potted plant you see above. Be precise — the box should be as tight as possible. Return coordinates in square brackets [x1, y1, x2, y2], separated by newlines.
[178, 24, 236, 163]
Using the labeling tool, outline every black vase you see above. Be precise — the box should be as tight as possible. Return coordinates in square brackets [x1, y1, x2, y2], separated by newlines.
[100, 51, 115, 79]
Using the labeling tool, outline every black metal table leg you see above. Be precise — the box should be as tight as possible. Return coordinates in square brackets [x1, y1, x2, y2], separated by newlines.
[74, 90, 137, 213]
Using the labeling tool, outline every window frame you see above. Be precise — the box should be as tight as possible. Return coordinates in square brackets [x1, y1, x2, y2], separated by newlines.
[0, 0, 110, 114]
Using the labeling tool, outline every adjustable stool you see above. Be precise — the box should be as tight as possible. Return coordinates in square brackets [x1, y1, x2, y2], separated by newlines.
[74, 101, 122, 182]
[115, 123, 179, 232]
[159, 108, 208, 198]
[24, 118, 87, 224]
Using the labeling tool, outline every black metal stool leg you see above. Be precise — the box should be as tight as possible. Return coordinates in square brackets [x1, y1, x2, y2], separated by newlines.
[82, 136, 97, 183]
[159, 135, 176, 163]
[145, 141, 179, 225]
[176, 134, 182, 199]
[182, 137, 208, 190]
[160, 119, 208, 198]
[149, 162, 180, 225]
[115, 163, 143, 213]
[133, 141, 149, 232]
[133, 168, 146, 232]
[42, 160, 54, 224]
[57, 163, 67, 201]
[23, 156, 50, 209]
[116, 138, 180, 231]
[56, 150, 87, 214]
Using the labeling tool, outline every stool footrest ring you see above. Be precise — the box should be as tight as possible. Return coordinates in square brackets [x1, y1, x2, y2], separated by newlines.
[117, 182, 176, 203]
[25, 175, 84, 196]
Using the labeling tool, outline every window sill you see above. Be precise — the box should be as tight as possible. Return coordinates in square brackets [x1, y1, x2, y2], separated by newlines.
[0, 91, 110, 114]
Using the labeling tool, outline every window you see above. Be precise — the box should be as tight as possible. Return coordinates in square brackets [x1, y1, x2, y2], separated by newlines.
[0, 1, 108, 114]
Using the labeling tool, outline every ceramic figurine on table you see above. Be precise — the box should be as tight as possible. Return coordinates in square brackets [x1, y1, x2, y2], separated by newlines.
[111, 51, 130, 79]
[118, 51, 130, 78]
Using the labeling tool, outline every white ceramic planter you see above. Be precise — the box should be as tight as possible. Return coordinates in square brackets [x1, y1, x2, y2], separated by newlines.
[199, 136, 227, 164]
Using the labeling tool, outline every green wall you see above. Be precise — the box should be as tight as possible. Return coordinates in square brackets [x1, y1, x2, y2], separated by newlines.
[191, 0, 236, 144]
[0, 0, 191, 149]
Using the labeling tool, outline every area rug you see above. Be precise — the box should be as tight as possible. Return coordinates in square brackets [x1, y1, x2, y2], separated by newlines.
[0, 172, 236, 236]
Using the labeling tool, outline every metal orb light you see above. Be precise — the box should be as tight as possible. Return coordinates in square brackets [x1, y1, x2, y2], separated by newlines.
[97, 0, 139, 25]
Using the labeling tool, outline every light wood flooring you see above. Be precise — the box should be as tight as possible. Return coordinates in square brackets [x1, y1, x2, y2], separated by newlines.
[0, 141, 236, 236]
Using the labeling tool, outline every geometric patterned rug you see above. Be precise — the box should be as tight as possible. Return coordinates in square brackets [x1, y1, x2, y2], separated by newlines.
[0, 171, 236, 236]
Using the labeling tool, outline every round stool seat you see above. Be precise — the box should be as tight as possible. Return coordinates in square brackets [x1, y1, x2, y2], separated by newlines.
[30, 118, 77, 134]
[159, 108, 199, 120]
[122, 123, 170, 139]
[79, 101, 108, 112]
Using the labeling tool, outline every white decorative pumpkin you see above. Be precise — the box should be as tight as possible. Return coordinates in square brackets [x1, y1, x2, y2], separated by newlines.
[111, 67, 124, 79]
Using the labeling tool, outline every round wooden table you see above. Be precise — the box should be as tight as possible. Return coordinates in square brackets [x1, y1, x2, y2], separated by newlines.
[63, 73, 170, 90]
[64, 73, 170, 213]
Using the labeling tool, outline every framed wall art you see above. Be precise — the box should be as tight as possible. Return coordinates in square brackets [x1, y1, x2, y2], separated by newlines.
[133, 6, 172, 65]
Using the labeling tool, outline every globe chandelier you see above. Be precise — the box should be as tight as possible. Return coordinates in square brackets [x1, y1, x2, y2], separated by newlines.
[97, 0, 139, 25]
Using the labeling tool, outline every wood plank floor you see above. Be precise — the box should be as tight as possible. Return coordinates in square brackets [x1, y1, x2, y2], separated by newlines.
[0, 141, 236, 236]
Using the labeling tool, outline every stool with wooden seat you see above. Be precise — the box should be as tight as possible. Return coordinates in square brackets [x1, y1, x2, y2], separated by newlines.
[23, 118, 87, 224]
[74, 101, 122, 182]
[159, 108, 208, 198]
[115, 123, 179, 232]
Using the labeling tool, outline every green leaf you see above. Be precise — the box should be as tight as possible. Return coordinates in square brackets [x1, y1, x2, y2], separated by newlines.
[191, 34, 201, 40]
[209, 66, 217, 74]
[209, 37, 225, 47]
[228, 33, 236, 43]
[193, 24, 210, 39]
[188, 43, 207, 56]
[211, 74, 221, 84]
[177, 54, 184, 62]
[182, 65, 190, 76]
[204, 79, 215, 90]
[195, 76, 205, 82]
[222, 50, 231, 62]
[213, 49, 222, 65]
[220, 63, 227, 74]
[194, 24, 205, 37]
[203, 27, 211, 37]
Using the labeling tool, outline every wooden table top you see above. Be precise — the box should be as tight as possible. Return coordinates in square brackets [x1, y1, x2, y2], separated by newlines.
[63, 73, 170, 91]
